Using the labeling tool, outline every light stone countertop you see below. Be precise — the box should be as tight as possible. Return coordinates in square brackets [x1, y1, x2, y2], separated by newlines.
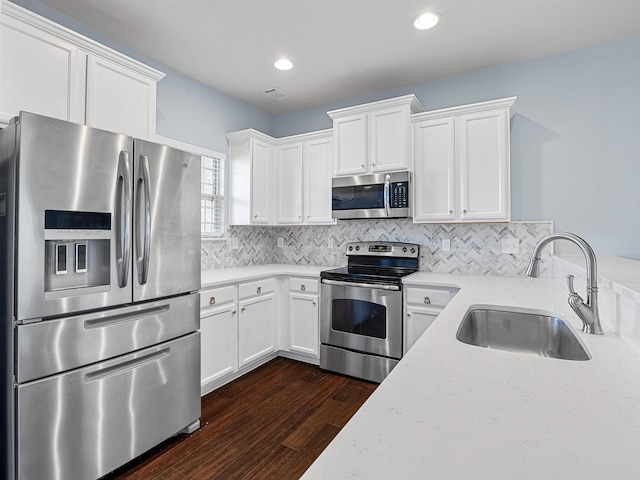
[201, 264, 326, 288]
[300, 272, 640, 479]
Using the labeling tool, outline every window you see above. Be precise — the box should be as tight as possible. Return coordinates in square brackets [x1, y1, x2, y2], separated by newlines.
[201, 155, 225, 236]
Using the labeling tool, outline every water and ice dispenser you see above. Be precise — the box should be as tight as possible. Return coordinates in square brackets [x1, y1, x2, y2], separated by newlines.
[44, 210, 111, 296]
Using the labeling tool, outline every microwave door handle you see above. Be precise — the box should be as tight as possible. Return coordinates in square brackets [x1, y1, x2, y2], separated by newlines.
[116, 151, 131, 288]
[384, 174, 391, 216]
[135, 155, 151, 285]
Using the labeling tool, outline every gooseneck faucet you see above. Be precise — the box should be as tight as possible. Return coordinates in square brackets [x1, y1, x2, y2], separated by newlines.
[526, 232, 603, 335]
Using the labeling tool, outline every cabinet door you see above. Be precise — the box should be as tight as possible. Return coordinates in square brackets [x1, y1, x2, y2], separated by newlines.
[0, 14, 85, 125]
[289, 293, 319, 356]
[201, 304, 238, 386]
[238, 294, 276, 367]
[85, 55, 157, 139]
[405, 306, 442, 354]
[333, 114, 367, 176]
[251, 138, 273, 224]
[413, 118, 456, 222]
[276, 143, 303, 224]
[457, 109, 510, 222]
[369, 105, 410, 172]
[304, 136, 335, 224]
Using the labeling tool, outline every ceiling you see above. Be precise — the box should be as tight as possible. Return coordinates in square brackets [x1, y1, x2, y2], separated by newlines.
[37, 0, 640, 115]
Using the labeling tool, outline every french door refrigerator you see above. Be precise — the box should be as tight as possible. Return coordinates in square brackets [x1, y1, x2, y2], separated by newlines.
[0, 112, 202, 480]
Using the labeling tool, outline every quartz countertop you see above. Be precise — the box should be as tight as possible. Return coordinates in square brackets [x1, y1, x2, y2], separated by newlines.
[301, 272, 640, 479]
[201, 264, 326, 288]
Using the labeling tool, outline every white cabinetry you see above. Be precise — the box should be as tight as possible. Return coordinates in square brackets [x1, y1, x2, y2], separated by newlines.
[404, 285, 458, 354]
[0, 1, 164, 137]
[412, 97, 516, 223]
[328, 95, 423, 176]
[238, 278, 277, 367]
[303, 134, 334, 224]
[287, 277, 319, 357]
[85, 55, 159, 139]
[199, 286, 238, 394]
[276, 143, 303, 224]
[227, 130, 275, 225]
[228, 129, 334, 225]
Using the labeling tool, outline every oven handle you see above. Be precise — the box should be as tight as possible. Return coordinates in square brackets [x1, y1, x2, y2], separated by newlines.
[321, 278, 401, 291]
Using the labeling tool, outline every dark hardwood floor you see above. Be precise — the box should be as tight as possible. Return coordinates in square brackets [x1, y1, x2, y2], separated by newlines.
[102, 358, 377, 480]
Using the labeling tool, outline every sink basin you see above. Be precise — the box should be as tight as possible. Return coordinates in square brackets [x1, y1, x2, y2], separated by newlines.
[456, 307, 591, 361]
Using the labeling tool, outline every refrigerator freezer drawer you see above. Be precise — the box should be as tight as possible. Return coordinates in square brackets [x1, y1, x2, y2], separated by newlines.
[16, 292, 199, 383]
[16, 332, 201, 480]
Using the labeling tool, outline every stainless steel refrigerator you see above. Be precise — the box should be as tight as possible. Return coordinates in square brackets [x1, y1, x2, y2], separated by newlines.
[0, 112, 202, 480]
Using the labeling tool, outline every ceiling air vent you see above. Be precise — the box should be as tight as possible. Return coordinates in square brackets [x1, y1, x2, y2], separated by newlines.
[264, 87, 289, 100]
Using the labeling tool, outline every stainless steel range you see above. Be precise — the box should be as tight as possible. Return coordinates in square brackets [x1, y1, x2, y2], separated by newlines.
[320, 241, 419, 383]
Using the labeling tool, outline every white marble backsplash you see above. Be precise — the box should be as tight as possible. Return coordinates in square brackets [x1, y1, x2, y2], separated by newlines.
[202, 220, 554, 277]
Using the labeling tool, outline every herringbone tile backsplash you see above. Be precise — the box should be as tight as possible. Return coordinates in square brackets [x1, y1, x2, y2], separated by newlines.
[201, 220, 554, 277]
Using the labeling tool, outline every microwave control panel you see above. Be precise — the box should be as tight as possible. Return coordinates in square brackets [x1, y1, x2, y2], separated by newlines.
[390, 182, 409, 208]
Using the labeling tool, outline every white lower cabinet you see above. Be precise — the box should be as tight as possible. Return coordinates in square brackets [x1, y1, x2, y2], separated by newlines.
[238, 292, 276, 367]
[404, 285, 459, 353]
[199, 286, 238, 394]
[288, 277, 319, 357]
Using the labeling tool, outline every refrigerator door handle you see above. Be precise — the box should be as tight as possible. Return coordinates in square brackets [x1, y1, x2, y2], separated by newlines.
[116, 151, 131, 288]
[136, 155, 151, 285]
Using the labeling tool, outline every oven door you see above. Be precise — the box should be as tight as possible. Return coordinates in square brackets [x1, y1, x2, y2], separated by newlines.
[320, 278, 403, 359]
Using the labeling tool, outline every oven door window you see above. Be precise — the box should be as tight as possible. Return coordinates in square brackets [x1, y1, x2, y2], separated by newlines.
[331, 299, 386, 338]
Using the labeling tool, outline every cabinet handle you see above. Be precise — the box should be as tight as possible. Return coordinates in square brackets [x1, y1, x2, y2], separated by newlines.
[301, 284, 306, 291]
[232, 309, 237, 315]
[312, 301, 317, 305]
[209, 296, 216, 305]
[424, 297, 431, 304]
[449, 210, 453, 214]
[241, 306, 246, 312]
[463, 209, 468, 214]
[254, 214, 258, 218]
[361, 163, 365, 168]
[372, 162, 376, 166]
[256, 286, 262, 294]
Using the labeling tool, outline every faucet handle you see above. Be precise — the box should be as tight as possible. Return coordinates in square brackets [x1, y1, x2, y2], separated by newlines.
[566, 274, 578, 296]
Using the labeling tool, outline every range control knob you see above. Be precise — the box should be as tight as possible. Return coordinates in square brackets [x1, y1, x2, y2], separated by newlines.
[348, 245, 353, 251]
[355, 245, 360, 251]
[410, 248, 416, 254]
[402, 247, 407, 253]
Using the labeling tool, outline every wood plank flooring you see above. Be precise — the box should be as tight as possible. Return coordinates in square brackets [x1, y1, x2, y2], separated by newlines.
[102, 358, 377, 480]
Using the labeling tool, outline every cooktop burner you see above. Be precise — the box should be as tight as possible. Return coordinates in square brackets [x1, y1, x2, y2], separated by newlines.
[321, 241, 420, 284]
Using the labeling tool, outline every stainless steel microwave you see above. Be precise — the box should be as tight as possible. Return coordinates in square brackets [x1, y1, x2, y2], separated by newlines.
[331, 171, 411, 219]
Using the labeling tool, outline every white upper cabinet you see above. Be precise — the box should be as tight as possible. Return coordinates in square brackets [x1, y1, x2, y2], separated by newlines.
[276, 143, 304, 224]
[303, 134, 334, 224]
[0, 1, 164, 138]
[328, 95, 423, 176]
[85, 55, 159, 139]
[412, 97, 516, 223]
[228, 129, 334, 226]
[227, 130, 275, 225]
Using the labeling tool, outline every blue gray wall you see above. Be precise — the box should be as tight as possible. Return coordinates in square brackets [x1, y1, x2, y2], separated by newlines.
[271, 36, 640, 259]
[10, 0, 273, 153]
[9, 1, 640, 258]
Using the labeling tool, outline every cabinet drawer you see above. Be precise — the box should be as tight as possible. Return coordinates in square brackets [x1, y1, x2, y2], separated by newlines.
[406, 286, 456, 307]
[290, 277, 319, 294]
[238, 277, 276, 300]
[200, 285, 236, 309]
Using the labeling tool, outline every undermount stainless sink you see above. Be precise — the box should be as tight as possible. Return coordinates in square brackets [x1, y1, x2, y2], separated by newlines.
[456, 307, 591, 361]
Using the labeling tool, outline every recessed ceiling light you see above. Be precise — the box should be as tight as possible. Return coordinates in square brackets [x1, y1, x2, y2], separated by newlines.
[413, 12, 440, 30]
[274, 58, 294, 71]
